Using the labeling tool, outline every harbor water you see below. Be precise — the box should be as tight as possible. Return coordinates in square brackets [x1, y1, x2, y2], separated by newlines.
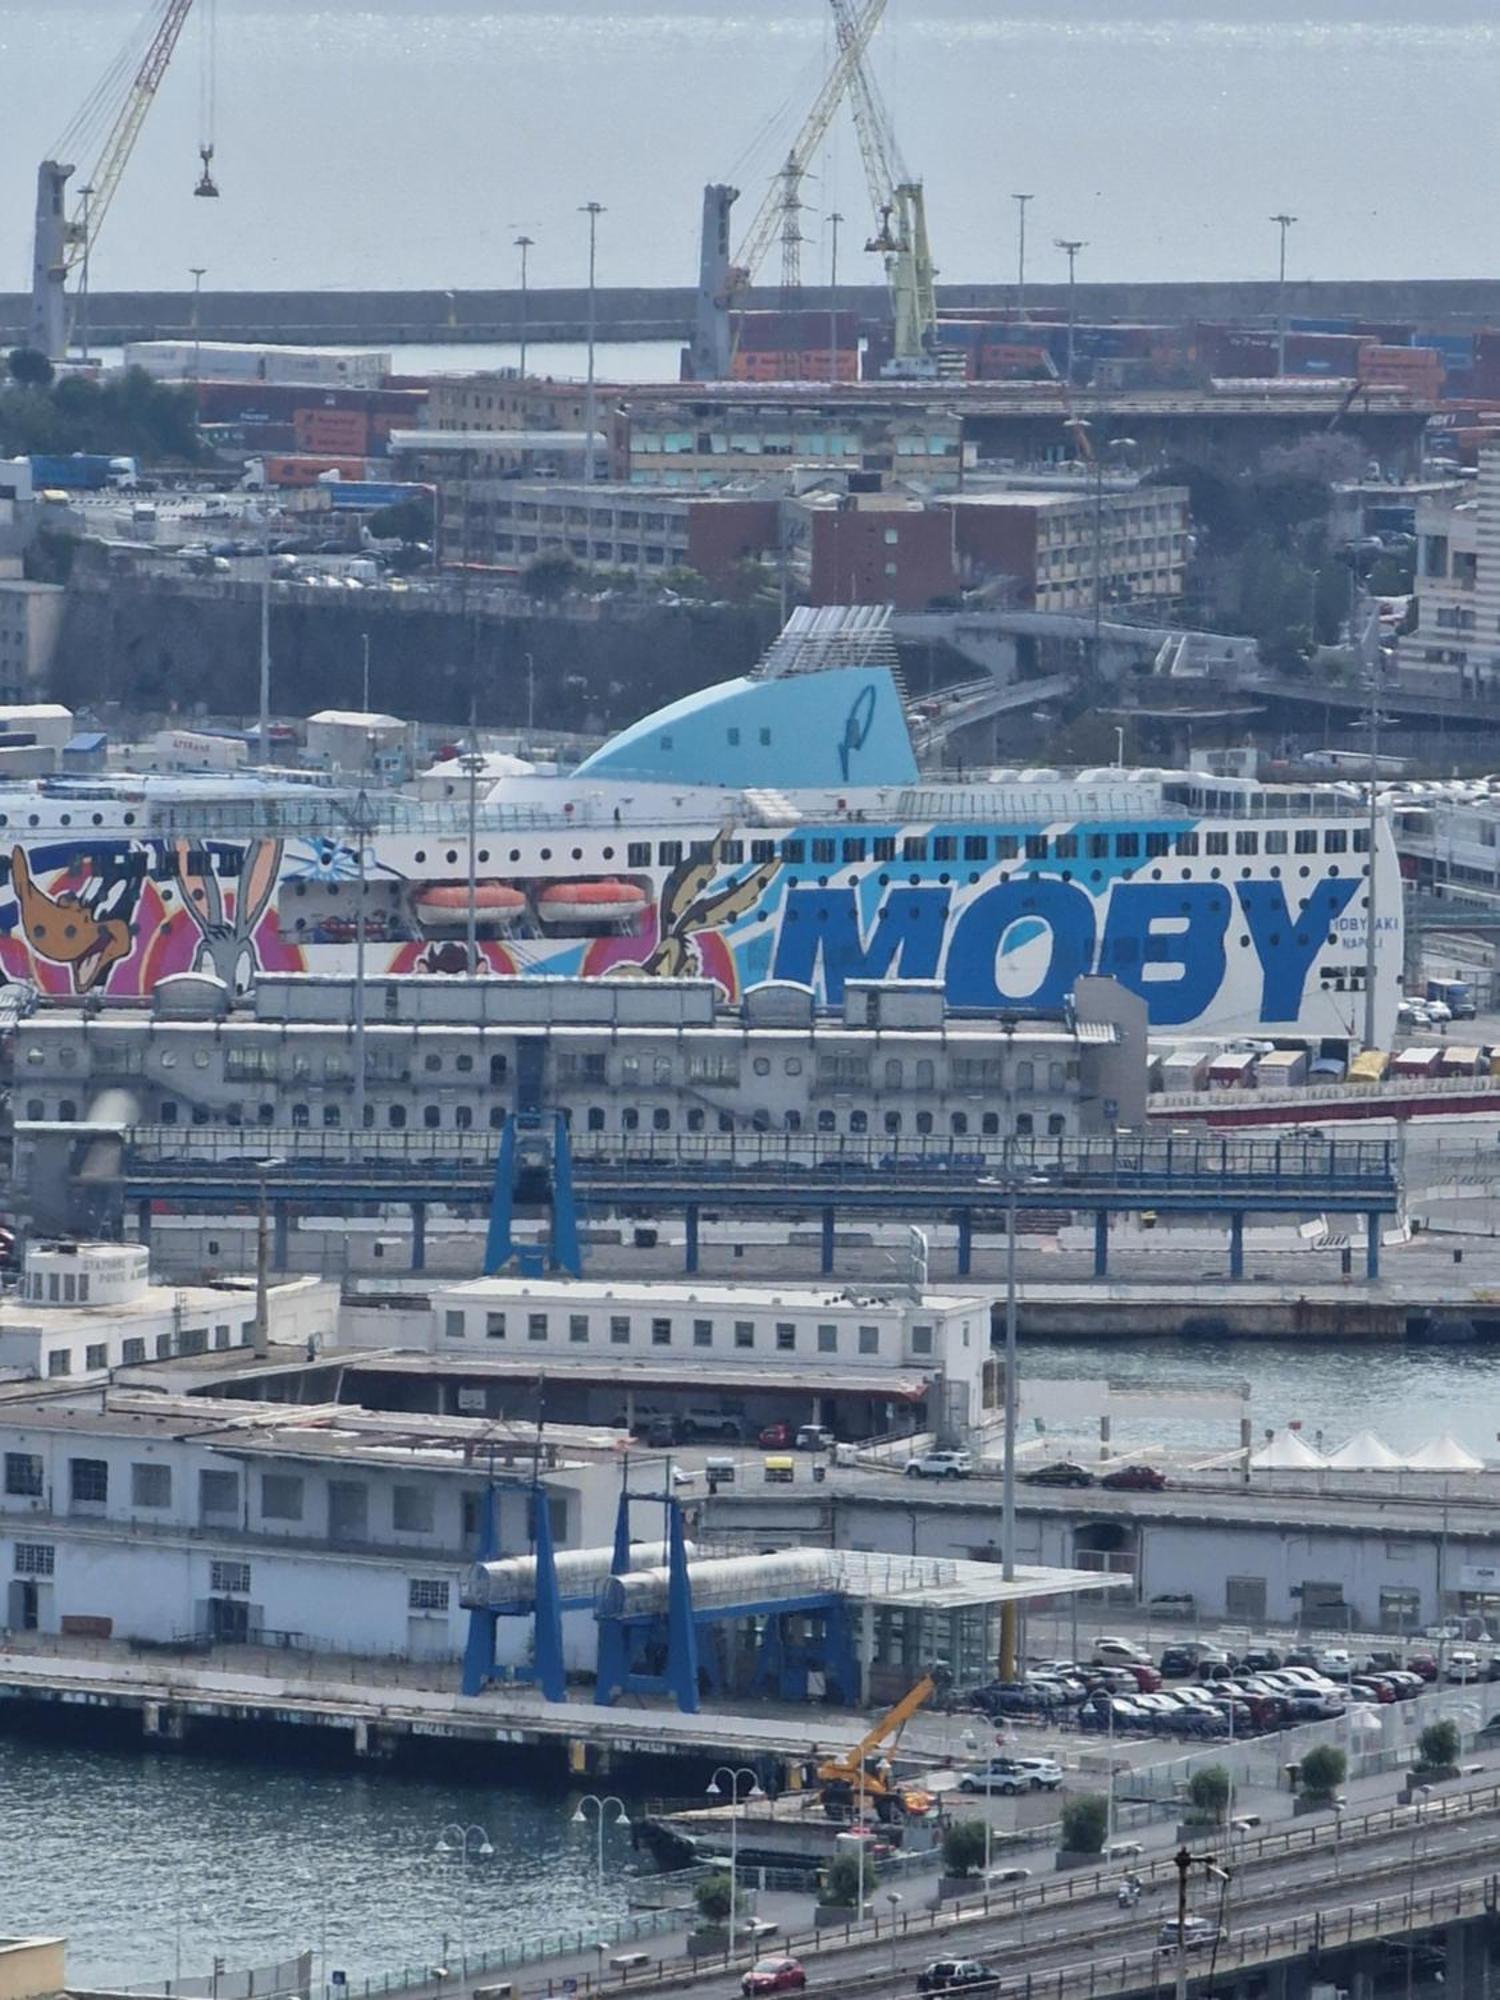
[5, 4, 1500, 294]
[0, 1732, 637, 1988]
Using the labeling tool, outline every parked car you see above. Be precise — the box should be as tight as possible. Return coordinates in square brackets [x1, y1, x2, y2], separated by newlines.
[1239, 1648, 1282, 1673]
[1448, 1649, 1483, 1683]
[1148, 1591, 1196, 1613]
[1092, 1636, 1152, 1667]
[757, 1423, 793, 1449]
[742, 1959, 806, 1996]
[1125, 1662, 1164, 1692]
[795, 1425, 834, 1451]
[905, 1449, 973, 1481]
[1006, 1756, 1063, 1791]
[1100, 1464, 1167, 1491]
[1021, 1460, 1094, 1488]
[959, 1761, 1030, 1796]
[917, 1961, 999, 1993]
[1159, 1646, 1200, 1678]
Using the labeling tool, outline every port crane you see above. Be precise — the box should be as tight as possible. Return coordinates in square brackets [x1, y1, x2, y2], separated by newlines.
[815, 1672, 942, 1821]
[689, 0, 888, 381]
[30, 0, 211, 361]
[827, 0, 938, 376]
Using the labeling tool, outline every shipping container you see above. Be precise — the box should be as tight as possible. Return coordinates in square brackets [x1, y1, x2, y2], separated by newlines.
[1438, 1045, 1485, 1078]
[1347, 1049, 1390, 1083]
[1158, 1048, 1211, 1092]
[1389, 1046, 1443, 1080]
[1255, 1048, 1308, 1088]
[1207, 1049, 1258, 1088]
[126, 340, 391, 389]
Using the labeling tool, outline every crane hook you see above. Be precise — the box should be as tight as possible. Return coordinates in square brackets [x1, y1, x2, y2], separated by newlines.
[194, 143, 219, 198]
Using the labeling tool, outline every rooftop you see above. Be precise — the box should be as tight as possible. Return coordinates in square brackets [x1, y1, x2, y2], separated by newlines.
[436, 1279, 987, 1314]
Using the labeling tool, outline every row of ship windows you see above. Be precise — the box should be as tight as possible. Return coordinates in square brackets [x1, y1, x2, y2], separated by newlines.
[99, 1102, 1070, 1139]
[615, 828, 1373, 869]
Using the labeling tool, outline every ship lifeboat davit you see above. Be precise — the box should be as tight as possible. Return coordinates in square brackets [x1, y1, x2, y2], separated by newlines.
[536, 879, 650, 930]
[412, 882, 528, 933]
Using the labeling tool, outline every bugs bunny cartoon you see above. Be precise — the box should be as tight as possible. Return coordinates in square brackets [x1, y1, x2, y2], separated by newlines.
[171, 838, 283, 991]
[642, 833, 780, 979]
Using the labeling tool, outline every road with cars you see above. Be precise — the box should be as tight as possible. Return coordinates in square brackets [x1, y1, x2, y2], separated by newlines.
[587, 1778, 1500, 2000]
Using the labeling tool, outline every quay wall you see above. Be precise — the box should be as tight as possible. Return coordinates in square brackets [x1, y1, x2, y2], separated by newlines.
[11, 279, 1500, 350]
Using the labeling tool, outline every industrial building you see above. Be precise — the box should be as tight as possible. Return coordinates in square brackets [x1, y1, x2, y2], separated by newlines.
[0, 1388, 619, 1665]
[337, 1275, 991, 1440]
[1400, 449, 1497, 700]
[0, 578, 66, 704]
[0, 1238, 328, 1385]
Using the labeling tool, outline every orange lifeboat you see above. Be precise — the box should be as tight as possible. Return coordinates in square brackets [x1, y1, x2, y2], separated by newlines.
[536, 879, 650, 929]
[412, 882, 528, 933]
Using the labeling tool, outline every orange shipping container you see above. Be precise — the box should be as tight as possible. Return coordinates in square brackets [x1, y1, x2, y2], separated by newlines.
[259, 454, 371, 488]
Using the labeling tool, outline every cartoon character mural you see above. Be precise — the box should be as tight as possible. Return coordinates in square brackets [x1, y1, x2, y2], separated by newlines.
[7, 838, 291, 998]
[10, 848, 136, 994]
[581, 835, 779, 998]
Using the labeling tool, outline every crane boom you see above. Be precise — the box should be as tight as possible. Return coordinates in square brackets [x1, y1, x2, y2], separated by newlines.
[821, 1673, 937, 1781]
[730, 0, 886, 291]
[30, 0, 200, 358]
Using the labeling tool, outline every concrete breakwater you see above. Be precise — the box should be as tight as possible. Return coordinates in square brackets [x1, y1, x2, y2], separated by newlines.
[14, 277, 1500, 352]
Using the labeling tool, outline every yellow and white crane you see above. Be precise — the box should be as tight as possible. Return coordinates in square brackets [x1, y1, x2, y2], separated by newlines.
[30, 0, 214, 361]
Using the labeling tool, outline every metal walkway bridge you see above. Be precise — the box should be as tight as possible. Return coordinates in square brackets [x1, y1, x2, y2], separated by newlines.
[121, 1129, 1400, 1279]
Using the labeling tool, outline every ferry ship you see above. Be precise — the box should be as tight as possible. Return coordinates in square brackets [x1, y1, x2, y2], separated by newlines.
[0, 608, 1399, 1042]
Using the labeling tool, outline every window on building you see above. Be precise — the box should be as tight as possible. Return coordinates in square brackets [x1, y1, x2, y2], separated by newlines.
[528, 1312, 548, 1342]
[1324, 829, 1348, 854]
[4, 1452, 42, 1497]
[199, 1470, 238, 1520]
[213, 1324, 231, 1351]
[1205, 830, 1228, 856]
[155, 1334, 172, 1360]
[393, 1485, 435, 1534]
[611, 1315, 630, 1345]
[121, 1337, 146, 1365]
[46, 1350, 70, 1377]
[817, 1323, 838, 1354]
[408, 1577, 451, 1614]
[693, 1318, 713, 1348]
[651, 1317, 672, 1346]
[485, 1311, 506, 1340]
[64, 1456, 110, 1512]
[261, 1473, 304, 1522]
[858, 1325, 879, 1356]
[570, 1313, 589, 1344]
[1295, 829, 1318, 854]
[911, 1325, 934, 1356]
[1235, 830, 1258, 855]
[131, 1463, 171, 1509]
[14, 1543, 54, 1577]
[1266, 829, 1288, 854]
[775, 1321, 796, 1353]
[444, 1309, 466, 1340]
[734, 1320, 755, 1350]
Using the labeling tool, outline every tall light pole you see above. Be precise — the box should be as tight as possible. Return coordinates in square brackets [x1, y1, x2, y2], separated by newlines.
[1012, 194, 1034, 322]
[828, 211, 845, 384]
[571, 1794, 630, 1927]
[580, 201, 605, 482]
[190, 266, 207, 383]
[434, 1823, 494, 1975]
[77, 185, 95, 363]
[1271, 212, 1297, 376]
[462, 728, 484, 977]
[258, 502, 272, 765]
[707, 1765, 764, 1949]
[1055, 238, 1085, 385]
[514, 233, 534, 379]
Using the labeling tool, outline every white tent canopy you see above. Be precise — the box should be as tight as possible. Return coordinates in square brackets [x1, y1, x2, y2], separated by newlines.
[1404, 1434, 1485, 1472]
[1250, 1430, 1327, 1470]
[1325, 1430, 1404, 1471]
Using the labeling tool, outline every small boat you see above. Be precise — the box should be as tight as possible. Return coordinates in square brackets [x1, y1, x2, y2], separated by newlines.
[536, 879, 650, 929]
[412, 882, 527, 933]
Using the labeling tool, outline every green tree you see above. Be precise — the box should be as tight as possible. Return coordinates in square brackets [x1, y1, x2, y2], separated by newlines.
[820, 1850, 878, 1908]
[1059, 1794, 1109, 1855]
[1298, 1745, 1347, 1802]
[694, 1873, 734, 1925]
[1417, 1719, 1460, 1774]
[1187, 1765, 1231, 1823]
[941, 1819, 990, 1880]
[6, 347, 53, 389]
[522, 551, 581, 601]
[367, 495, 434, 543]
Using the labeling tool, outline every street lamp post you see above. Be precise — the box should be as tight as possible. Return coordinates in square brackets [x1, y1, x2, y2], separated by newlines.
[1011, 195, 1034, 322]
[708, 1765, 764, 1949]
[514, 233, 534, 379]
[190, 266, 207, 382]
[572, 1794, 631, 1929]
[580, 202, 606, 482]
[885, 1891, 901, 1967]
[77, 185, 95, 363]
[434, 1822, 494, 1976]
[1055, 238, 1085, 385]
[1271, 212, 1297, 376]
